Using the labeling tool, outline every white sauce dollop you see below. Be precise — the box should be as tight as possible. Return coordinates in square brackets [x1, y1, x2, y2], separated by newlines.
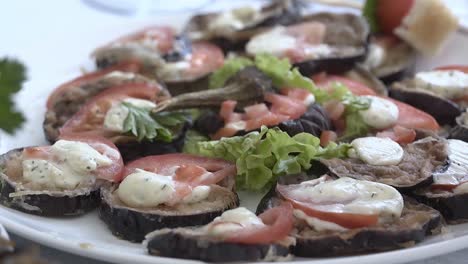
[22, 140, 113, 189]
[117, 169, 211, 208]
[414, 70, 468, 99]
[246, 27, 297, 57]
[359, 96, 399, 129]
[349, 137, 404, 166]
[207, 207, 264, 236]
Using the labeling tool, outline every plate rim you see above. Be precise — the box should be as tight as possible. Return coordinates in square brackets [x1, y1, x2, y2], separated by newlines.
[2, 206, 468, 264]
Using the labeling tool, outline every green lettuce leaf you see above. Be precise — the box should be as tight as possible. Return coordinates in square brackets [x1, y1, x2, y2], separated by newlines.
[182, 130, 210, 154]
[209, 57, 253, 89]
[185, 127, 351, 191]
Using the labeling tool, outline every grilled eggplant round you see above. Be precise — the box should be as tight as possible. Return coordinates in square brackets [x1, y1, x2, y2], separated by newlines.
[413, 188, 468, 224]
[291, 13, 370, 76]
[449, 112, 468, 142]
[44, 72, 170, 143]
[184, 0, 304, 52]
[389, 81, 462, 126]
[99, 177, 239, 242]
[0, 148, 101, 216]
[145, 227, 290, 262]
[257, 175, 441, 257]
[364, 39, 416, 84]
[321, 137, 448, 189]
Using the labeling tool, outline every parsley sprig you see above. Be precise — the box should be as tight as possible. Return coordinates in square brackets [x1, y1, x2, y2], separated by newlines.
[0, 58, 26, 134]
[122, 102, 187, 142]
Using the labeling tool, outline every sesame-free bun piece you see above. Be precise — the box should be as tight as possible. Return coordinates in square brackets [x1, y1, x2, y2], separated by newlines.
[394, 0, 458, 56]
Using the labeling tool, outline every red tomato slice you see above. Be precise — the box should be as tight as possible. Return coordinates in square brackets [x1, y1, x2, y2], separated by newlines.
[59, 82, 165, 138]
[186, 42, 224, 80]
[320, 130, 337, 147]
[280, 88, 313, 102]
[312, 74, 377, 96]
[224, 203, 294, 244]
[389, 98, 440, 131]
[265, 93, 307, 119]
[244, 104, 270, 120]
[23, 135, 124, 182]
[219, 100, 237, 120]
[99, 26, 175, 54]
[277, 182, 379, 229]
[46, 61, 141, 109]
[376, 125, 416, 144]
[435, 65, 468, 74]
[322, 100, 345, 121]
[376, 0, 414, 35]
[124, 153, 236, 186]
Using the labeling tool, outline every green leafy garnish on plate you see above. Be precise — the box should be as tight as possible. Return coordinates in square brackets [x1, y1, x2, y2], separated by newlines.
[185, 126, 351, 191]
[122, 102, 187, 142]
[362, 0, 379, 33]
[209, 57, 253, 89]
[0, 58, 26, 134]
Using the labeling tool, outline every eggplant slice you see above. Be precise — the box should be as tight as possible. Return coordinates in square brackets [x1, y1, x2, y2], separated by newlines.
[389, 81, 462, 126]
[449, 112, 468, 142]
[99, 177, 239, 242]
[0, 149, 101, 216]
[145, 227, 290, 262]
[291, 13, 370, 76]
[412, 139, 468, 223]
[44, 72, 169, 143]
[321, 137, 448, 189]
[184, 0, 305, 52]
[364, 40, 416, 84]
[343, 64, 388, 96]
[257, 175, 441, 257]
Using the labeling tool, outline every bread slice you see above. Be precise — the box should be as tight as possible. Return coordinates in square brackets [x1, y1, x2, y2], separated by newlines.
[394, 0, 458, 56]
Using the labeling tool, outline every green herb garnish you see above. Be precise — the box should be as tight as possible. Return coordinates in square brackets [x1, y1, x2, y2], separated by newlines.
[122, 102, 187, 142]
[0, 58, 26, 134]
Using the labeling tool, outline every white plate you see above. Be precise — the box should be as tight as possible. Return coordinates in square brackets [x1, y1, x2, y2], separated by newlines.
[2, 4, 468, 264]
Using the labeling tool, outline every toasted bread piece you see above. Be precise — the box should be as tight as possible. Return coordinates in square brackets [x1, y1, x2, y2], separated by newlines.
[394, 0, 458, 56]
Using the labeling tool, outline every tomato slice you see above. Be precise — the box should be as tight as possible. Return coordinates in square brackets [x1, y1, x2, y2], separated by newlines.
[23, 134, 124, 182]
[123, 153, 236, 186]
[59, 82, 166, 138]
[313, 74, 439, 132]
[376, 0, 414, 35]
[312, 74, 377, 96]
[46, 61, 141, 109]
[389, 98, 440, 131]
[97, 26, 175, 54]
[277, 182, 379, 229]
[186, 42, 224, 80]
[320, 130, 337, 147]
[376, 125, 416, 144]
[435, 65, 468, 74]
[224, 203, 294, 244]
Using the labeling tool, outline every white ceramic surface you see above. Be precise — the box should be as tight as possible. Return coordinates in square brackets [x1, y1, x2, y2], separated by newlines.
[1, 1, 468, 264]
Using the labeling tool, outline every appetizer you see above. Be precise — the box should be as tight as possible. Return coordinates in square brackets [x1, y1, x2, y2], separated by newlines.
[0, 135, 123, 216]
[92, 26, 224, 95]
[413, 139, 468, 223]
[321, 136, 447, 189]
[185, 0, 304, 51]
[145, 205, 294, 262]
[257, 175, 441, 256]
[99, 154, 239, 242]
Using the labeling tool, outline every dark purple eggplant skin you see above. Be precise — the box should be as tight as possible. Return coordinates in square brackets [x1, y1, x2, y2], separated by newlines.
[412, 189, 468, 223]
[146, 229, 290, 262]
[379, 64, 415, 85]
[0, 148, 100, 217]
[294, 55, 366, 77]
[449, 115, 468, 142]
[257, 175, 441, 257]
[195, 103, 332, 138]
[389, 83, 462, 126]
[99, 184, 239, 243]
